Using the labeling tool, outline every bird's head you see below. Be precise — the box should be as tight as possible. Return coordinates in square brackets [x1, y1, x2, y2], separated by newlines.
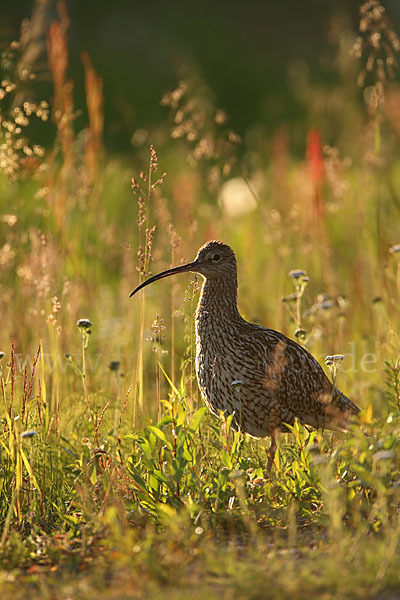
[129, 240, 237, 297]
[193, 240, 237, 279]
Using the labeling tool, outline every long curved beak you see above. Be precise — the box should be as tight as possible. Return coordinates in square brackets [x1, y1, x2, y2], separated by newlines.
[129, 260, 199, 297]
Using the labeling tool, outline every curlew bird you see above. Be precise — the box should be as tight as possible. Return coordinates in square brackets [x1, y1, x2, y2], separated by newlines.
[130, 241, 360, 470]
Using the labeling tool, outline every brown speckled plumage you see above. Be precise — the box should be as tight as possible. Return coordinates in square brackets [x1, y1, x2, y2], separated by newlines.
[130, 240, 360, 468]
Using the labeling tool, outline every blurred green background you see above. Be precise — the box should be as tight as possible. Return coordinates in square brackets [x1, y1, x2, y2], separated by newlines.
[2, 0, 400, 155]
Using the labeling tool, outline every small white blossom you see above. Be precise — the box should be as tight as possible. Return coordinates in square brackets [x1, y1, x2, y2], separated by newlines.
[21, 430, 37, 439]
[325, 354, 345, 366]
[77, 318, 92, 329]
[289, 269, 306, 279]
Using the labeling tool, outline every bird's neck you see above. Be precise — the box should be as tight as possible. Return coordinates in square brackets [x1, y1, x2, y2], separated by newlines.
[196, 275, 242, 323]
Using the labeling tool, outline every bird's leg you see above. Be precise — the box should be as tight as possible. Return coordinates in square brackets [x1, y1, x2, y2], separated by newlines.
[266, 431, 277, 472]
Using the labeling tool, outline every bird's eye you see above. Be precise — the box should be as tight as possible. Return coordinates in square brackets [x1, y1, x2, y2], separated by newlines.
[213, 254, 221, 262]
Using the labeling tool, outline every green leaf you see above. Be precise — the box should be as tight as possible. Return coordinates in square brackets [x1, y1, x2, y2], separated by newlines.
[158, 362, 181, 397]
[129, 472, 150, 494]
[20, 447, 41, 493]
[221, 450, 232, 469]
[147, 425, 173, 450]
[190, 407, 209, 432]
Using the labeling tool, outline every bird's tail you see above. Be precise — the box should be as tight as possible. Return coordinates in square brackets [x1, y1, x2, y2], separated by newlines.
[332, 388, 360, 414]
[324, 388, 360, 432]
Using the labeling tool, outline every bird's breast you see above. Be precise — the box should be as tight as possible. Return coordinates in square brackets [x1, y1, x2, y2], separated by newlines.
[194, 313, 274, 437]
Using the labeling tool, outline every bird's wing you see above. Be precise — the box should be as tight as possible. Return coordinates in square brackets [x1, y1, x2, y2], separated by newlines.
[247, 325, 359, 429]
